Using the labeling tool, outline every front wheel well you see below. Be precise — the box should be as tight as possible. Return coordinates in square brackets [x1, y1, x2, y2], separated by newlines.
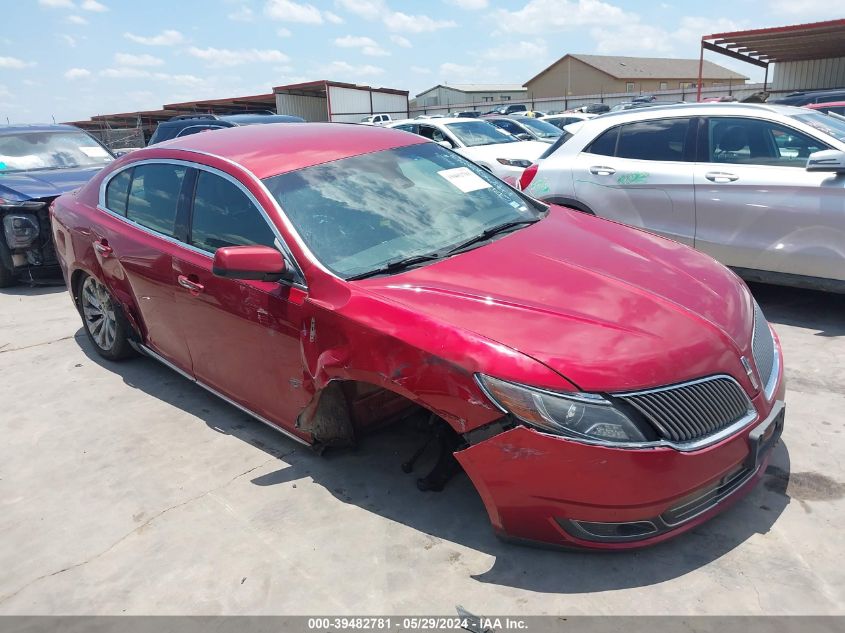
[543, 197, 596, 215]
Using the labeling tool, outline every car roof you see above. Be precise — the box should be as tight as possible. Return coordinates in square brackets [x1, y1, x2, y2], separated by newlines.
[0, 123, 87, 134]
[590, 101, 811, 123]
[152, 122, 427, 179]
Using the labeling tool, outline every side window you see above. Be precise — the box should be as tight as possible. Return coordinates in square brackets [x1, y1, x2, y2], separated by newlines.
[586, 127, 619, 156]
[616, 118, 690, 161]
[709, 117, 829, 167]
[493, 119, 522, 135]
[395, 124, 417, 133]
[190, 171, 277, 253]
[126, 163, 187, 237]
[105, 168, 132, 216]
[419, 125, 446, 143]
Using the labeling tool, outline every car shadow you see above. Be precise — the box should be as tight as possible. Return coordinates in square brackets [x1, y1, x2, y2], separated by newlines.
[0, 282, 66, 297]
[74, 331, 793, 595]
[748, 282, 845, 338]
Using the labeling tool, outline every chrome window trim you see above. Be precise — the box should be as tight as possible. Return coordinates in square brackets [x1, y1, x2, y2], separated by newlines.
[477, 372, 759, 452]
[97, 156, 307, 288]
[138, 343, 311, 447]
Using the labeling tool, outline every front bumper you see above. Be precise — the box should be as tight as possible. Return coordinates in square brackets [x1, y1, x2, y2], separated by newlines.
[455, 360, 786, 550]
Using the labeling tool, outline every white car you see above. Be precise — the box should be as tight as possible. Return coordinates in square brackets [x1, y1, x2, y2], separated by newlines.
[540, 112, 597, 131]
[361, 114, 393, 125]
[386, 117, 547, 182]
[519, 102, 845, 292]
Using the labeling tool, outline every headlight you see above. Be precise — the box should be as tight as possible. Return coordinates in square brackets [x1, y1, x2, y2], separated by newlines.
[496, 158, 532, 168]
[476, 374, 654, 444]
[2, 213, 40, 249]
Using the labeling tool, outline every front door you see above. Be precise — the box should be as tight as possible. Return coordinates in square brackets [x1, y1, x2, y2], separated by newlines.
[171, 167, 311, 430]
[693, 115, 845, 280]
[572, 117, 697, 245]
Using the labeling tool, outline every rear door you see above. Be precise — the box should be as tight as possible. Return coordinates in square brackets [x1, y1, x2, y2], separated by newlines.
[96, 161, 194, 370]
[571, 117, 697, 245]
[693, 115, 844, 280]
[172, 166, 311, 431]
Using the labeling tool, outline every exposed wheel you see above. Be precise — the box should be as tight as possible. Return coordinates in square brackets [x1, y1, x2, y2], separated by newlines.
[78, 274, 133, 360]
[0, 260, 15, 288]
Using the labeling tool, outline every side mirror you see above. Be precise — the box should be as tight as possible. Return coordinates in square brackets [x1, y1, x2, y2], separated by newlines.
[516, 133, 532, 141]
[806, 149, 845, 173]
[212, 245, 289, 282]
[438, 139, 454, 148]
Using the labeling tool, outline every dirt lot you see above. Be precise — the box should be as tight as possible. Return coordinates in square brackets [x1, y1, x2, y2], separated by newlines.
[0, 281, 843, 615]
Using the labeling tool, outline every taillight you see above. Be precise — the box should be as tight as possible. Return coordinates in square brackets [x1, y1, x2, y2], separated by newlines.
[518, 163, 539, 191]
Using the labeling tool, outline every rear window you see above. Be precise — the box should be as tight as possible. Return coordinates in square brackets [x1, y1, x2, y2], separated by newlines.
[616, 119, 690, 161]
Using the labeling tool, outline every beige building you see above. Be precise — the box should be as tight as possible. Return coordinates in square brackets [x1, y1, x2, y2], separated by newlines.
[524, 54, 747, 98]
[414, 84, 528, 108]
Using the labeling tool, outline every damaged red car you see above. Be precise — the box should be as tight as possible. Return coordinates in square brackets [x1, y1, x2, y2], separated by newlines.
[51, 123, 785, 549]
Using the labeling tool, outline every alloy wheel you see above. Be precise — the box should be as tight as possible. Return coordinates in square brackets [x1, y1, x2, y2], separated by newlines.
[81, 276, 117, 351]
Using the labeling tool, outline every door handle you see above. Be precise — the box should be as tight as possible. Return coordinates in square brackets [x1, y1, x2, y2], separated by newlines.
[177, 274, 205, 294]
[705, 171, 739, 183]
[93, 240, 113, 257]
[589, 166, 616, 176]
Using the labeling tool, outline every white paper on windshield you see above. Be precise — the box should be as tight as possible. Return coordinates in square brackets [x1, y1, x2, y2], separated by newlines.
[79, 146, 110, 158]
[437, 167, 492, 193]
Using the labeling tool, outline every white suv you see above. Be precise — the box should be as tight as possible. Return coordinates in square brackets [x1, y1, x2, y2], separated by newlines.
[519, 103, 845, 292]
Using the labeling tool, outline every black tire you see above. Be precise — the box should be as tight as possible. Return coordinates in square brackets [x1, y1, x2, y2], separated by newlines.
[77, 273, 134, 360]
[0, 260, 16, 288]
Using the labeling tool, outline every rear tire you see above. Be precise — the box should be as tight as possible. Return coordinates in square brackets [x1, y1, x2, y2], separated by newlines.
[0, 260, 15, 288]
[77, 273, 133, 360]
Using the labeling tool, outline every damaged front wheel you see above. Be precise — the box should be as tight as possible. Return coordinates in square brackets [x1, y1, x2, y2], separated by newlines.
[78, 273, 133, 360]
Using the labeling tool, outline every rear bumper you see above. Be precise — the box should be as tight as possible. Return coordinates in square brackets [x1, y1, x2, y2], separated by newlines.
[455, 360, 786, 550]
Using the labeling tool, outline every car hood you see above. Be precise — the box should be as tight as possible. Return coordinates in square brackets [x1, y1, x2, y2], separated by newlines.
[0, 166, 105, 202]
[457, 140, 548, 162]
[357, 206, 755, 393]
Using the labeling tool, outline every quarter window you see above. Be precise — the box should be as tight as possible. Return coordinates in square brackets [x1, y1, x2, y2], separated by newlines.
[126, 163, 187, 237]
[105, 168, 132, 216]
[708, 117, 830, 167]
[586, 127, 619, 156]
[190, 171, 277, 253]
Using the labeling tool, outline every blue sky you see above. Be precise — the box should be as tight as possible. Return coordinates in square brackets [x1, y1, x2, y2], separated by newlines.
[1, 0, 841, 123]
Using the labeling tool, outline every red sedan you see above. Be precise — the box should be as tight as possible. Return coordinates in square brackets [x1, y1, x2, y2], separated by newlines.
[50, 122, 785, 549]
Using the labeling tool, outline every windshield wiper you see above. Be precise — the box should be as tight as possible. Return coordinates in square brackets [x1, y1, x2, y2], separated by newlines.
[444, 219, 539, 255]
[347, 252, 444, 281]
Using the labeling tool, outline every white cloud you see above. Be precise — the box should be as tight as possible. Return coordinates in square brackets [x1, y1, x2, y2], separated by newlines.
[276, 27, 292, 36]
[114, 52, 165, 67]
[325, 11, 344, 23]
[67, 14, 88, 24]
[334, 35, 389, 56]
[187, 46, 290, 67]
[61, 34, 77, 46]
[335, 0, 384, 20]
[264, 0, 324, 23]
[438, 61, 499, 83]
[64, 67, 91, 79]
[492, 0, 628, 34]
[410, 65, 431, 74]
[449, 0, 488, 8]
[769, 0, 843, 19]
[481, 39, 546, 61]
[317, 60, 384, 78]
[38, 0, 74, 8]
[228, 6, 255, 21]
[0, 56, 35, 69]
[390, 34, 411, 48]
[81, 0, 108, 11]
[99, 68, 205, 86]
[124, 30, 184, 46]
[383, 12, 455, 33]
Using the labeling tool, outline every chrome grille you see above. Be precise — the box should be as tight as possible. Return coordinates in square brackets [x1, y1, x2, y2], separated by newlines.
[616, 376, 753, 443]
[752, 301, 775, 392]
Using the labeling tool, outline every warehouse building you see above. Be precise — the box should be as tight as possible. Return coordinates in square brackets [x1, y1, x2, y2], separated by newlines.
[413, 84, 528, 108]
[523, 53, 747, 98]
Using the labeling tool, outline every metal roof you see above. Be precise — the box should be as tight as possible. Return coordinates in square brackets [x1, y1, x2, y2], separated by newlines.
[416, 84, 527, 97]
[702, 19, 845, 66]
[273, 80, 408, 97]
[163, 92, 277, 114]
[524, 54, 746, 86]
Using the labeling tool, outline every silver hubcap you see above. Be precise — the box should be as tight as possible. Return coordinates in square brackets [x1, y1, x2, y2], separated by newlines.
[81, 276, 117, 351]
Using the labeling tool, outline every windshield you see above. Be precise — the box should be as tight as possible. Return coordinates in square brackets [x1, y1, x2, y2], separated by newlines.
[0, 131, 113, 173]
[790, 111, 845, 143]
[443, 120, 517, 147]
[516, 117, 563, 139]
[263, 143, 541, 279]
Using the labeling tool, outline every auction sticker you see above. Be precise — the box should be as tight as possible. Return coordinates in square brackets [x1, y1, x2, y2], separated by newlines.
[437, 167, 491, 193]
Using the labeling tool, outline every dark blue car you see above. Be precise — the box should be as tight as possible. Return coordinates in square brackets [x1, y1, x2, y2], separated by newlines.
[0, 124, 114, 286]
